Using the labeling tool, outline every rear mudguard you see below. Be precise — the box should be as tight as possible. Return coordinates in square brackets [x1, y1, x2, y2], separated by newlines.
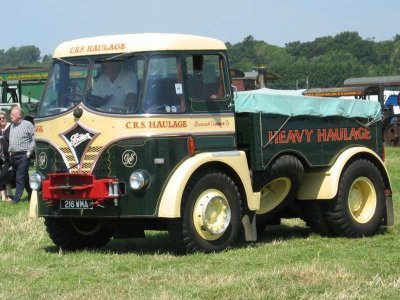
[297, 146, 393, 225]
[297, 146, 391, 200]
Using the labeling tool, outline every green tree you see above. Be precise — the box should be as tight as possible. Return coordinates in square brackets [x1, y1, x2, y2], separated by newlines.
[227, 31, 399, 89]
[308, 50, 365, 87]
[390, 41, 400, 72]
[0, 45, 41, 67]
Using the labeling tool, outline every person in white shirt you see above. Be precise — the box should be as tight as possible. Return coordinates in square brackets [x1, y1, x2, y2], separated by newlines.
[92, 62, 137, 112]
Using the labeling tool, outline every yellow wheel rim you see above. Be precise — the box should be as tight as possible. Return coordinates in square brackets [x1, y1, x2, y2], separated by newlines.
[192, 189, 231, 241]
[257, 177, 291, 215]
[348, 177, 377, 224]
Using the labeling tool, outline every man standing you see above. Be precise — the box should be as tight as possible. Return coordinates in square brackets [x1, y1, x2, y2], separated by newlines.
[8, 106, 35, 203]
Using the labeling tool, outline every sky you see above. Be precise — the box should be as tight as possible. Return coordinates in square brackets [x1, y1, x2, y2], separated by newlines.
[3, 0, 400, 57]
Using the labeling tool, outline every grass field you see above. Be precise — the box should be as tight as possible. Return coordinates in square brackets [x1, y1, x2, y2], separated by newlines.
[0, 148, 399, 299]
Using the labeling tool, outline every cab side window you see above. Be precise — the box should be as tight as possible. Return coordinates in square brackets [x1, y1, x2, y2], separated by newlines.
[143, 55, 185, 113]
[185, 54, 226, 100]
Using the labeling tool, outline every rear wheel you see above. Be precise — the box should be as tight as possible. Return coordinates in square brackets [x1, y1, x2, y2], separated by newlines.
[254, 155, 304, 233]
[297, 200, 332, 236]
[44, 218, 114, 250]
[384, 124, 400, 146]
[324, 159, 385, 237]
[170, 170, 242, 252]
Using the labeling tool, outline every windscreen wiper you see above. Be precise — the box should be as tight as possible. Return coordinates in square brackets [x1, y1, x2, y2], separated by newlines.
[55, 57, 88, 67]
[105, 52, 135, 61]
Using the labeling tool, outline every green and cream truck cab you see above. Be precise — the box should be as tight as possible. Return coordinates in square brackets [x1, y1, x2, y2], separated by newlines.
[30, 33, 393, 252]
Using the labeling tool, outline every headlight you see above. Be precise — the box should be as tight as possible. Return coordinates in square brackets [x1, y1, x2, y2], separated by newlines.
[29, 172, 43, 190]
[129, 170, 150, 191]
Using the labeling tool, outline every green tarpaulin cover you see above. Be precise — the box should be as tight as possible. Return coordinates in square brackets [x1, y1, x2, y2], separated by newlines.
[234, 88, 381, 122]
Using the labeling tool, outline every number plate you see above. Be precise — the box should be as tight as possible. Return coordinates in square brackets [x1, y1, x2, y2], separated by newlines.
[61, 200, 93, 210]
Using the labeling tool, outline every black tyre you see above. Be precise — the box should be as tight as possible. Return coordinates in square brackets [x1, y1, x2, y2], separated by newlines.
[44, 218, 114, 250]
[297, 200, 333, 236]
[170, 169, 242, 252]
[324, 159, 385, 237]
[384, 124, 400, 146]
[254, 155, 304, 233]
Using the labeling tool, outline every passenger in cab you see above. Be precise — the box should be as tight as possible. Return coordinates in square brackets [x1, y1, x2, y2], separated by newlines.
[92, 62, 137, 112]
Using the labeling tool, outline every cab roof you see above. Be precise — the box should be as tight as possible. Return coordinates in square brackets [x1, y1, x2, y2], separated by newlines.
[53, 33, 227, 58]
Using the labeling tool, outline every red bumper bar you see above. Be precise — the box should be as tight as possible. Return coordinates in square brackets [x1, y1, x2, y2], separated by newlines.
[42, 173, 119, 202]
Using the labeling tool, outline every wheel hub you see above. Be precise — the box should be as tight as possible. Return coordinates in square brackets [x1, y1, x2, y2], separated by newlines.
[348, 177, 377, 224]
[193, 190, 231, 240]
[349, 188, 363, 211]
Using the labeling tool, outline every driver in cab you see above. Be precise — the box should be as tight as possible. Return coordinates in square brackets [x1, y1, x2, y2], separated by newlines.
[92, 62, 137, 112]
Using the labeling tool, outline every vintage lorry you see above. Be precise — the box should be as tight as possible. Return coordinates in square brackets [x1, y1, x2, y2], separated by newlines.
[29, 33, 393, 252]
[0, 66, 48, 121]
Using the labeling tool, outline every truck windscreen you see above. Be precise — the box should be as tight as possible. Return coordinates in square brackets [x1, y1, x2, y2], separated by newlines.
[37, 59, 89, 118]
[37, 56, 145, 117]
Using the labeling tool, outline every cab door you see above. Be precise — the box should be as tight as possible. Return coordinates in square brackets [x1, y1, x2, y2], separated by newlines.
[184, 53, 236, 151]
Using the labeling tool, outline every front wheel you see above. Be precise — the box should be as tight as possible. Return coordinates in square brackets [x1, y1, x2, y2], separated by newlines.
[324, 159, 385, 237]
[171, 170, 242, 252]
[44, 218, 114, 250]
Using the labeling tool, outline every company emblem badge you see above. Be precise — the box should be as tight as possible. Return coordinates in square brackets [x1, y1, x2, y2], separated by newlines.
[122, 150, 137, 167]
[69, 132, 92, 148]
[38, 152, 48, 169]
[61, 124, 97, 168]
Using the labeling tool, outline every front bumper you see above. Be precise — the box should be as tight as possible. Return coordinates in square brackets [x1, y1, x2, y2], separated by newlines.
[42, 173, 122, 205]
